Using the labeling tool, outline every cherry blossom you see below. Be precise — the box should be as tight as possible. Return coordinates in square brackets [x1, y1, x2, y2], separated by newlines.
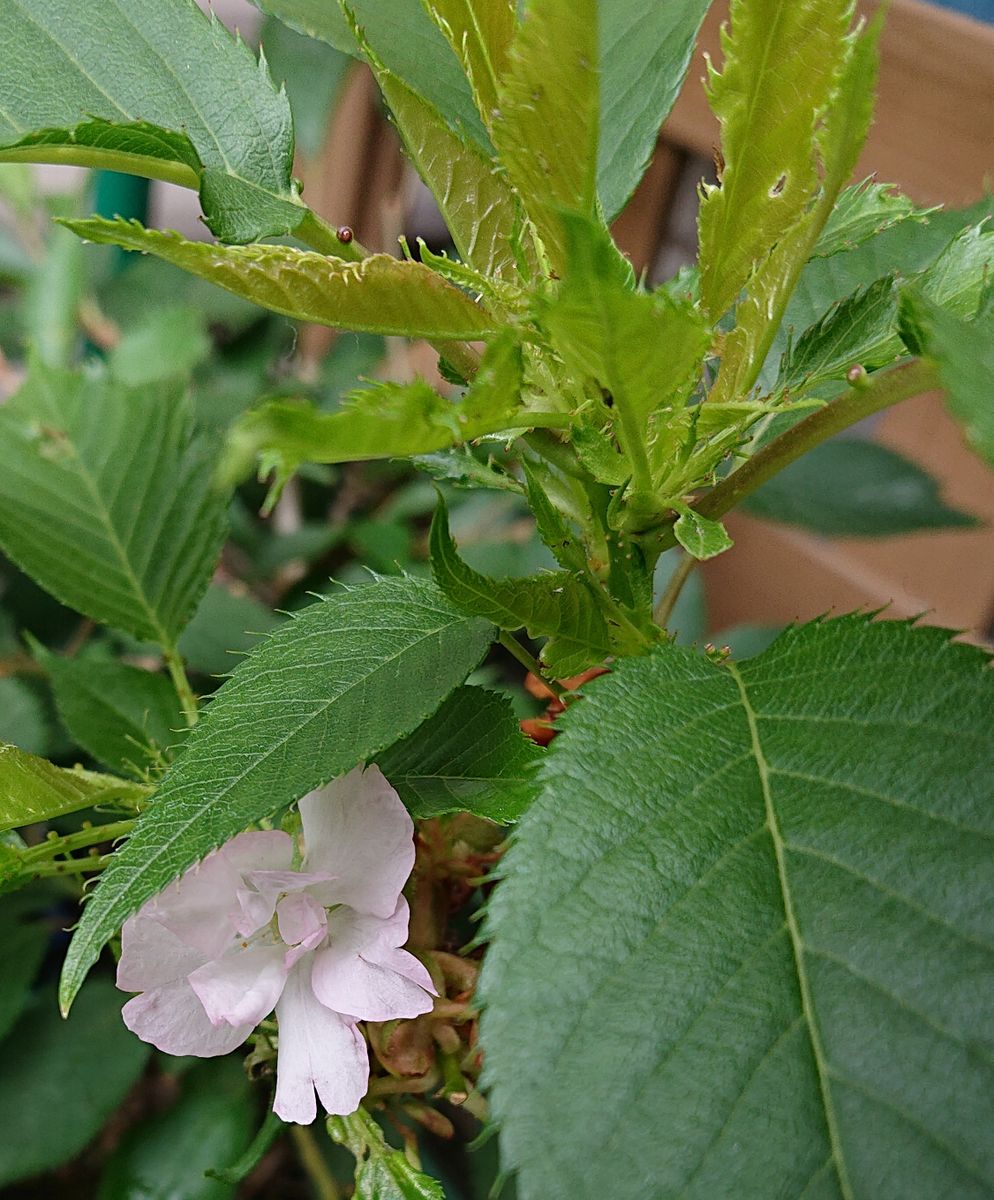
[116, 765, 435, 1123]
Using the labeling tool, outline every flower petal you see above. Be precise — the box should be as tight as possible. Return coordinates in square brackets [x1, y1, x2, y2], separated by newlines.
[122, 978, 252, 1056]
[221, 829, 294, 874]
[145, 849, 245, 959]
[277, 892, 327, 948]
[273, 962, 369, 1124]
[117, 911, 207, 993]
[299, 765, 414, 918]
[310, 903, 435, 1022]
[188, 941, 288, 1027]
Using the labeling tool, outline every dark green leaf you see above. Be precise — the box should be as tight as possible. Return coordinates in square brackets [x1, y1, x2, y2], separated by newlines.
[597, 0, 713, 219]
[903, 291, 994, 471]
[0, 677, 49, 755]
[430, 494, 615, 675]
[0, 0, 303, 242]
[60, 577, 493, 1012]
[482, 616, 994, 1200]
[261, 16, 351, 160]
[205, 1111, 285, 1186]
[108, 307, 212, 387]
[0, 979, 150, 1187]
[0, 362, 228, 645]
[743, 439, 978, 536]
[64, 218, 500, 341]
[97, 1058, 255, 1200]
[378, 686, 540, 822]
[179, 584, 284, 677]
[0, 891, 49, 1041]
[0, 744, 144, 833]
[42, 655, 185, 777]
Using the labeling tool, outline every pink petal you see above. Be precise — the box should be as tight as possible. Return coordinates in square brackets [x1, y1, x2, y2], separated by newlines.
[117, 912, 207, 993]
[144, 849, 245, 959]
[309, 903, 435, 1022]
[188, 942, 288, 1027]
[298, 766, 414, 918]
[233, 868, 332, 938]
[273, 962, 369, 1124]
[221, 829, 294, 874]
[122, 978, 252, 1056]
[277, 892, 327, 947]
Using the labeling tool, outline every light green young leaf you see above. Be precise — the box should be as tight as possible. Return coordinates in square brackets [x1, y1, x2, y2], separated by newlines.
[329, 1108, 445, 1200]
[597, 0, 713, 220]
[0, 0, 303, 243]
[63, 218, 499, 342]
[492, 0, 598, 273]
[413, 447, 524, 494]
[0, 744, 143, 834]
[430, 494, 615, 676]
[0, 362, 228, 644]
[349, 39, 521, 279]
[0, 678, 49, 756]
[60, 577, 494, 1013]
[671, 502, 734, 560]
[543, 215, 709, 487]
[0, 980, 150, 1188]
[41, 656, 185, 778]
[107, 307, 212, 387]
[421, 0, 516, 122]
[813, 180, 936, 259]
[223, 334, 524, 486]
[902, 291, 994, 471]
[698, 0, 858, 321]
[481, 616, 994, 1200]
[743, 439, 978, 536]
[378, 686, 540, 822]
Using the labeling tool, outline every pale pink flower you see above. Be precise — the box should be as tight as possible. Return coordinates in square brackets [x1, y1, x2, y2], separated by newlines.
[116, 765, 436, 1124]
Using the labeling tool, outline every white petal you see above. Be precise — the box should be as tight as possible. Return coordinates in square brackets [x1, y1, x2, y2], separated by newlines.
[233, 867, 332, 938]
[310, 946, 435, 1022]
[188, 942, 288, 1027]
[117, 912, 207, 993]
[146, 848, 246, 959]
[309, 903, 435, 1022]
[122, 978, 252, 1056]
[299, 765, 414, 918]
[277, 892, 327, 947]
[273, 962, 369, 1124]
[221, 829, 294, 873]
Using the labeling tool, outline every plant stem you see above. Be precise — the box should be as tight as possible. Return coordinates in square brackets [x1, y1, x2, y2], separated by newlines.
[498, 631, 568, 699]
[653, 553, 696, 629]
[295, 207, 368, 263]
[22, 819, 135, 864]
[292, 1124, 342, 1200]
[649, 359, 940, 555]
[163, 643, 199, 727]
[31, 853, 113, 877]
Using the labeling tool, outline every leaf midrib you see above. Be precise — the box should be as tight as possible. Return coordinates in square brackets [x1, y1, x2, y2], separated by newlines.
[728, 660, 855, 1200]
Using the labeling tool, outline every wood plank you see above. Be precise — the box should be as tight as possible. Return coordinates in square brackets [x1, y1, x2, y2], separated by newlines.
[665, 0, 994, 205]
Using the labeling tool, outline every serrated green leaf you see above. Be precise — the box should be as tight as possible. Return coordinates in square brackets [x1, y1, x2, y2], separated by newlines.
[357, 48, 521, 280]
[903, 291, 994, 471]
[251, 0, 356, 52]
[779, 275, 900, 392]
[743, 439, 978, 536]
[59, 577, 494, 1013]
[597, 0, 713, 220]
[42, 656, 185, 778]
[108, 306, 212, 387]
[0, 362, 227, 644]
[492, 0, 598, 273]
[543, 215, 709, 488]
[430, 494, 613, 675]
[330, 1108, 446, 1200]
[0, 979, 150, 1187]
[814, 180, 935, 259]
[378, 686, 540, 822]
[481, 616, 994, 1200]
[0, 677, 49, 756]
[698, 0, 858, 321]
[521, 461, 588, 573]
[0, 0, 303, 242]
[0, 744, 143, 833]
[261, 15, 351, 161]
[413, 447, 524, 494]
[671, 502, 734, 560]
[224, 334, 523, 485]
[64, 218, 499, 342]
[422, 0, 515, 123]
[97, 1058, 254, 1200]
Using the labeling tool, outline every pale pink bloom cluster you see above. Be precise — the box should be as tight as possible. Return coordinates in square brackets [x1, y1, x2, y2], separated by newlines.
[116, 765, 436, 1123]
